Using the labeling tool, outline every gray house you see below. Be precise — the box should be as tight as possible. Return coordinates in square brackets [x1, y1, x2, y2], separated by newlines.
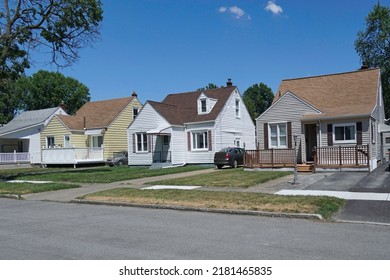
[0, 107, 67, 164]
[253, 68, 384, 172]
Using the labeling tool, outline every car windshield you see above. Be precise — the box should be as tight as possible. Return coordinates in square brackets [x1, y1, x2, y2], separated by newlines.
[219, 148, 237, 153]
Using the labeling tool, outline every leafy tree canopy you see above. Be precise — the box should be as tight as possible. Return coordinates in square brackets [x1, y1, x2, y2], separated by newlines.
[14, 70, 90, 115]
[242, 83, 274, 122]
[0, 0, 102, 123]
[355, 3, 390, 117]
[197, 83, 219, 91]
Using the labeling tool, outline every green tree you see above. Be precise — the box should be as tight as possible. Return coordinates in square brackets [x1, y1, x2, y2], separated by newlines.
[197, 83, 219, 91]
[15, 70, 90, 115]
[0, 0, 103, 123]
[355, 3, 390, 117]
[242, 83, 274, 121]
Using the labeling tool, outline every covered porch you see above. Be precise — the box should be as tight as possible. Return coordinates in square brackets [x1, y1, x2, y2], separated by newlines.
[147, 126, 172, 168]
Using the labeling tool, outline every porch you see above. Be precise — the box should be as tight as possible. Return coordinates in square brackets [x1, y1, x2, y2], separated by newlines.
[243, 145, 370, 172]
[0, 151, 30, 164]
[41, 147, 104, 167]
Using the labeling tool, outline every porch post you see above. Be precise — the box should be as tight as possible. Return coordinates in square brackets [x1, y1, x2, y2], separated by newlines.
[292, 133, 299, 185]
[14, 150, 17, 163]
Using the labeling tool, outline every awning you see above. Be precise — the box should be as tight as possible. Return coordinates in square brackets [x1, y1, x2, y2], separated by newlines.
[379, 123, 390, 133]
[84, 129, 104, 135]
[146, 125, 171, 134]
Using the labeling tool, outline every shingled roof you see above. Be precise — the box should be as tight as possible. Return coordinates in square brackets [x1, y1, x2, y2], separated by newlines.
[0, 107, 62, 136]
[273, 68, 381, 118]
[148, 86, 236, 125]
[57, 96, 135, 130]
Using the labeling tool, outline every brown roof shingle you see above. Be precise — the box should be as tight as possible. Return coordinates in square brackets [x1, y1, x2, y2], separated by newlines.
[149, 86, 236, 125]
[274, 68, 380, 118]
[58, 96, 135, 130]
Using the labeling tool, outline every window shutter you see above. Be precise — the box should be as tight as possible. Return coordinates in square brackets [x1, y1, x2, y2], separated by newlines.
[208, 130, 212, 151]
[357, 122, 363, 145]
[187, 131, 191, 151]
[327, 124, 333, 146]
[132, 134, 136, 153]
[263, 123, 269, 149]
[147, 135, 152, 152]
[287, 122, 292, 149]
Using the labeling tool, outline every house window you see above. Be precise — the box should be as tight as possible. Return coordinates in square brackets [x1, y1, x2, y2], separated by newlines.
[269, 123, 287, 148]
[200, 99, 207, 113]
[136, 133, 148, 152]
[192, 131, 208, 150]
[91, 135, 103, 147]
[371, 122, 376, 144]
[334, 123, 356, 143]
[386, 137, 390, 144]
[47, 137, 55, 148]
[133, 107, 139, 119]
[234, 138, 241, 147]
[235, 98, 241, 118]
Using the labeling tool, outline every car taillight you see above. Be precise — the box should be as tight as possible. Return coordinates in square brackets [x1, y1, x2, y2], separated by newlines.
[225, 153, 230, 159]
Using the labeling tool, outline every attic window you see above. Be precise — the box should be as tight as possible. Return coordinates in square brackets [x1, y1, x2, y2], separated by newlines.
[201, 99, 207, 113]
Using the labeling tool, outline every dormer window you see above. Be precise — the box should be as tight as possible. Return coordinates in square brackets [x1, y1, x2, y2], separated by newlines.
[201, 99, 207, 113]
[197, 93, 217, 115]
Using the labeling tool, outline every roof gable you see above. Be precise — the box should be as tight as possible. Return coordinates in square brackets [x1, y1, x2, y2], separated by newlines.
[57, 96, 136, 130]
[151, 86, 236, 125]
[274, 68, 381, 118]
[0, 107, 65, 136]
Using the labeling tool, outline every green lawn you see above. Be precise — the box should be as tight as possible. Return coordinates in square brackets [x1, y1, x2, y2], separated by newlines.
[145, 168, 291, 188]
[80, 188, 344, 219]
[0, 182, 80, 195]
[13, 165, 211, 183]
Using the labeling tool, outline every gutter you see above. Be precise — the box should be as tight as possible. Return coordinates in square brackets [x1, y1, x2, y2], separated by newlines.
[301, 113, 371, 122]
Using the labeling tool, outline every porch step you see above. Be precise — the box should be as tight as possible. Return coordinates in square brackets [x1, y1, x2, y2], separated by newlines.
[298, 164, 314, 173]
[150, 162, 173, 169]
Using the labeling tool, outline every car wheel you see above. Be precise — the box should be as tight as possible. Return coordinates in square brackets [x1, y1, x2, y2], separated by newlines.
[217, 165, 223, 169]
[117, 160, 124, 166]
[232, 160, 238, 168]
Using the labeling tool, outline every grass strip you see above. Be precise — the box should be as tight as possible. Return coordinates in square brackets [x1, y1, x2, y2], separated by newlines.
[13, 166, 210, 183]
[80, 188, 345, 219]
[0, 182, 80, 195]
[145, 168, 291, 188]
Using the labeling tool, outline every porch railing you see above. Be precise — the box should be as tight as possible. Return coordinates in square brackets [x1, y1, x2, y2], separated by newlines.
[42, 147, 104, 164]
[244, 148, 295, 167]
[0, 151, 30, 163]
[314, 145, 369, 168]
[152, 151, 172, 163]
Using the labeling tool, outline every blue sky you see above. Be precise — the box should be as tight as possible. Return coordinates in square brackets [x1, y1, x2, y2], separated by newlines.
[27, 0, 390, 104]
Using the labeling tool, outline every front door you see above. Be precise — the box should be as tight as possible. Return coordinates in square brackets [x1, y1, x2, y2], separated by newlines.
[305, 124, 317, 161]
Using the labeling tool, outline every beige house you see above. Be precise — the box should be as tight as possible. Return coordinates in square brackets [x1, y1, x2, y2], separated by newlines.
[252, 68, 385, 172]
[40, 93, 141, 166]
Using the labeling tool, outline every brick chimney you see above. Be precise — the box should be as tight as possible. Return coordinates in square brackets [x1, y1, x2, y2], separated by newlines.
[132, 91, 138, 97]
[226, 78, 233, 87]
[59, 101, 66, 112]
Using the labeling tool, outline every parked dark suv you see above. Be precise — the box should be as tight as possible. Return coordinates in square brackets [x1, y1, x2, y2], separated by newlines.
[214, 147, 244, 169]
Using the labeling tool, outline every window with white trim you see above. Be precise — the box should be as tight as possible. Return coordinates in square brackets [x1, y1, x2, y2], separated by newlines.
[46, 136, 55, 148]
[91, 135, 103, 147]
[192, 131, 208, 150]
[333, 123, 356, 143]
[269, 123, 287, 148]
[136, 133, 148, 152]
[200, 99, 207, 113]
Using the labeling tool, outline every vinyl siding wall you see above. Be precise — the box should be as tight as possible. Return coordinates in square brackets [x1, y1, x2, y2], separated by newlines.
[105, 99, 142, 160]
[40, 117, 71, 148]
[256, 93, 320, 163]
[127, 103, 171, 165]
[214, 89, 255, 150]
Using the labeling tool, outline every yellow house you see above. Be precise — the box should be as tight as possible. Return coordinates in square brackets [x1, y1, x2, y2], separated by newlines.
[40, 93, 141, 166]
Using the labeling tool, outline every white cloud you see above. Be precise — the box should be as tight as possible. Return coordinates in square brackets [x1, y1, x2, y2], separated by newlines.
[218, 5, 249, 20]
[265, 1, 283, 15]
[218, 6, 227, 13]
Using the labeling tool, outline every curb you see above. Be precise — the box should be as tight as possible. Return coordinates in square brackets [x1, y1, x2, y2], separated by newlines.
[0, 194, 22, 200]
[70, 199, 323, 220]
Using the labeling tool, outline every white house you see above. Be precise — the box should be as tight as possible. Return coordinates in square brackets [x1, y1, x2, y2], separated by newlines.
[127, 80, 255, 167]
[0, 106, 67, 164]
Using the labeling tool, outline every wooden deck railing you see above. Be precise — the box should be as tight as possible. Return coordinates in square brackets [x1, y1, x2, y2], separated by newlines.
[314, 145, 369, 169]
[244, 148, 295, 168]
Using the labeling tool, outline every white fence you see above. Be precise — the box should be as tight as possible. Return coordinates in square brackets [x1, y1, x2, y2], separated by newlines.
[0, 151, 30, 163]
[42, 148, 104, 164]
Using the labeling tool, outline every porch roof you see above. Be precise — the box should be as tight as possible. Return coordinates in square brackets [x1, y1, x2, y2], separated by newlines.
[146, 125, 171, 134]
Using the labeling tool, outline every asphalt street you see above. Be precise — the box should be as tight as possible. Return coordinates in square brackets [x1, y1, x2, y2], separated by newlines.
[1, 199, 389, 260]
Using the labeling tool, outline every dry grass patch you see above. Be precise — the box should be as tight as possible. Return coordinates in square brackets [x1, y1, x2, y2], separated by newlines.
[80, 188, 344, 219]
